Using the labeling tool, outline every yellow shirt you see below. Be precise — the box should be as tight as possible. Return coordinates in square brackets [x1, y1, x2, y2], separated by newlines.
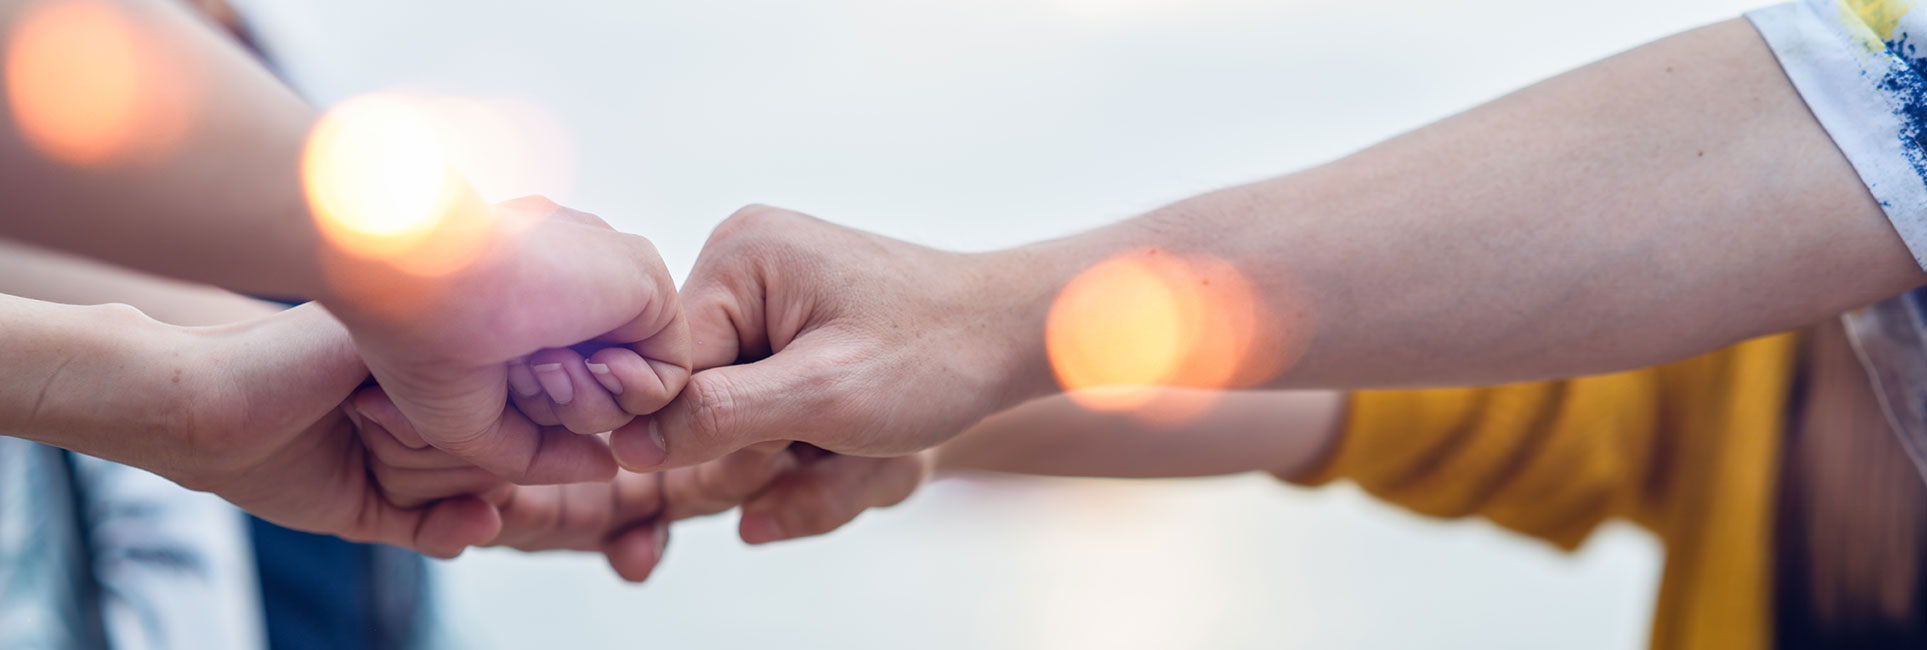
[1291, 333, 1800, 650]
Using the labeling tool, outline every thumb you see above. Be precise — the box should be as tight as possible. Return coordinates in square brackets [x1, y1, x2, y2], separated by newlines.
[611, 343, 833, 472]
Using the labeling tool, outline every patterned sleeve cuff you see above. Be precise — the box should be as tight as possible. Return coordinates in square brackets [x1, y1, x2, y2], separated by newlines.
[1749, 0, 1927, 270]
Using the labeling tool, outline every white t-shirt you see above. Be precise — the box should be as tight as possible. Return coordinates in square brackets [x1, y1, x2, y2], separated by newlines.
[1750, 0, 1927, 483]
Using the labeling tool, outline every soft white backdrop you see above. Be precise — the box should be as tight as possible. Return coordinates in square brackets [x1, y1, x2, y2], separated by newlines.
[233, 1, 1770, 647]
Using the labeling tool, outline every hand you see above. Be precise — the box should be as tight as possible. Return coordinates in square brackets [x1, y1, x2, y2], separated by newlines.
[155, 303, 501, 558]
[324, 196, 692, 485]
[621, 206, 1053, 471]
[352, 385, 930, 581]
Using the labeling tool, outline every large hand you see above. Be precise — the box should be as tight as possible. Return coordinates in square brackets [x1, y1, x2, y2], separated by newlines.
[618, 206, 1050, 471]
[327, 197, 692, 485]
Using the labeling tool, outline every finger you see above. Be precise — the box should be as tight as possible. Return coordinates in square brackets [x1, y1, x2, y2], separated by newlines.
[352, 387, 427, 449]
[347, 491, 502, 559]
[372, 465, 511, 509]
[592, 237, 693, 411]
[603, 518, 668, 583]
[440, 405, 618, 484]
[528, 347, 634, 434]
[585, 346, 684, 417]
[738, 453, 930, 545]
[485, 455, 663, 549]
[507, 359, 563, 427]
[614, 348, 830, 472]
[658, 445, 798, 521]
[678, 260, 758, 371]
[491, 482, 616, 551]
[353, 406, 475, 471]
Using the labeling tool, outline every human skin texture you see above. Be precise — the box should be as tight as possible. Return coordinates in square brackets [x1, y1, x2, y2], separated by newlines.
[634, 18, 1922, 472]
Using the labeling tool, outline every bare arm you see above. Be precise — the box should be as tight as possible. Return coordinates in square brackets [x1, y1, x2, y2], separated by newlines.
[0, 239, 279, 325]
[997, 18, 1916, 392]
[0, 0, 694, 484]
[937, 390, 1344, 481]
[652, 18, 1919, 467]
[0, 0, 327, 296]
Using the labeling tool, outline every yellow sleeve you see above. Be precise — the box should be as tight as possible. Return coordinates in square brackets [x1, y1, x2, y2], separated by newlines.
[1289, 333, 1799, 553]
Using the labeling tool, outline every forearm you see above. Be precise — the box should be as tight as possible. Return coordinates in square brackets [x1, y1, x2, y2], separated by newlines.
[938, 390, 1344, 480]
[0, 239, 280, 325]
[0, 294, 195, 464]
[0, 0, 497, 313]
[0, 0, 327, 296]
[988, 18, 1919, 400]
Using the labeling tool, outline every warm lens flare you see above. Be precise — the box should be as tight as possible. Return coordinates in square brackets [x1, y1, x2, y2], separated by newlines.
[427, 96, 578, 202]
[303, 94, 485, 278]
[5, 0, 194, 165]
[1046, 251, 1277, 417]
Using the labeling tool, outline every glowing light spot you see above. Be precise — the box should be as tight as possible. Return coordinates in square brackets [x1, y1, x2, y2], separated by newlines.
[1047, 255, 1190, 411]
[5, 0, 189, 165]
[426, 96, 578, 202]
[1046, 251, 1282, 420]
[303, 94, 486, 278]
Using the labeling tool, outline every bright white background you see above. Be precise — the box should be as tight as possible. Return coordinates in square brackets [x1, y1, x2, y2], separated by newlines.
[235, 1, 1769, 647]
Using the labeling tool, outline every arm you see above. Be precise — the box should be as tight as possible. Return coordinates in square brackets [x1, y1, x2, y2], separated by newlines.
[0, 0, 691, 484]
[994, 17, 1913, 391]
[0, 239, 279, 326]
[937, 390, 1343, 481]
[645, 18, 1916, 467]
[0, 295, 498, 556]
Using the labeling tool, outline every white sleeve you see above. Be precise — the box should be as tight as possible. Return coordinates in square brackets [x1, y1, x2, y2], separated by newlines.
[1749, 0, 1927, 270]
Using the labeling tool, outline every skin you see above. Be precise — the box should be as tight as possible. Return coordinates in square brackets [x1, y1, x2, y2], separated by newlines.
[5, 5, 1921, 565]
[631, 18, 1926, 473]
[0, 296, 498, 557]
[0, 241, 915, 566]
[354, 386, 931, 577]
[0, 0, 687, 486]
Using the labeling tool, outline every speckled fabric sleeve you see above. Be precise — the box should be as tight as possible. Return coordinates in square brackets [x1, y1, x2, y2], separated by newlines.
[1750, 0, 1927, 269]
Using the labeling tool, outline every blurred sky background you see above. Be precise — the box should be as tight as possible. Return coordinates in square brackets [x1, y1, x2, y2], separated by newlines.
[230, 0, 1768, 647]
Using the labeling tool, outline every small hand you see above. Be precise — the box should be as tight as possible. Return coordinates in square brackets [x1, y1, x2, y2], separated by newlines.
[327, 196, 691, 485]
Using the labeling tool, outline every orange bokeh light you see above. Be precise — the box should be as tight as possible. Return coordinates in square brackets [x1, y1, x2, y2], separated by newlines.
[1045, 250, 1279, 419]
[5, 0, 194, 165]
[303, 93, 490, 279]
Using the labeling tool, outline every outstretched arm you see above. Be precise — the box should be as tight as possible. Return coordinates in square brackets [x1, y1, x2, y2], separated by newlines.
[646, 17, 1917, 468]
[937, 391, 1343, 481]
[0, 0, 691, 483]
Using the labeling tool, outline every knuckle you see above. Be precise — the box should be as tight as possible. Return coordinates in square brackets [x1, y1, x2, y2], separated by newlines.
[684, 372, 740, 440]
[501, 195, 561, 213]
[712, 204, 798, 241]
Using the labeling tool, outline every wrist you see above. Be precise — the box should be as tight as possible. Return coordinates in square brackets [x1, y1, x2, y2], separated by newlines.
[308, 180, 502, 334]
[9, 304, 210, 469]
[964, 243, 1085, 410]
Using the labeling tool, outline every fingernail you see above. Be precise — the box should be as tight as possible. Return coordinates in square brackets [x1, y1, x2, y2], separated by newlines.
[586, 362, 623, 395]
[740, 512, 786, 545]
[614, 419, 668, 471]
[531, 363, 574, 405]
[507, 362, 542, 398]
[652, 519, 669, 559]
